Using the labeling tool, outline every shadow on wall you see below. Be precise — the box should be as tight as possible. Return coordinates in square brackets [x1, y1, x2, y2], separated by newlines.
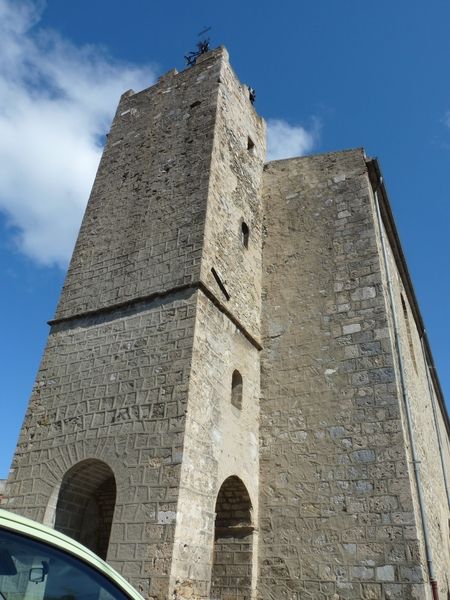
[211, 476, 254, 600]
[54, 459, 116, 560]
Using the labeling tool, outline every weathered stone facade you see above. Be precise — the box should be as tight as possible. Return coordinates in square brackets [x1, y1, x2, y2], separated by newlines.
[260, 152, 450, 599]
[4, 47, 449, 599]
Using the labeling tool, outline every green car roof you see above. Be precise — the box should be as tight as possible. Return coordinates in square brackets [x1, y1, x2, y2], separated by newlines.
[0, 508, 144, 600]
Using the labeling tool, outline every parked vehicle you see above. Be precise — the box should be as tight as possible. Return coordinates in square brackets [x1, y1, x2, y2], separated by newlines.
[0, 509, 144, 600]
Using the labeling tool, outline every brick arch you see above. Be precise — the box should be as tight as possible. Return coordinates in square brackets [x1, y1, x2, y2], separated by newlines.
[54, 459, 116, 560]
[210, 476, 254, 600]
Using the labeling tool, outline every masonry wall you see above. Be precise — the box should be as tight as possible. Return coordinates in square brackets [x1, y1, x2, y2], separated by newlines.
[168, 54, 265, 599]
[200, 54, 265, 337]
[259, 150, 426, 600]
[5, 46, 265, 600]
[170, 291, 260, 599]
[378, 211, 450, 599]
[54, 49, 224, 321]
[5, 47, 233, 599]
[5, 290, 196, 598]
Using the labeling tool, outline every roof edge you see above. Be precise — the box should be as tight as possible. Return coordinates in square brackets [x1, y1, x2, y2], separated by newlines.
[366, 157, 450, 438]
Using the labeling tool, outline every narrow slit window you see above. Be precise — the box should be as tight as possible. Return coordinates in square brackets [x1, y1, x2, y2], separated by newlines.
[211, 267, 230, 301]
[401, 293, 418, 374]
[241, 222, 249, 248]
[231, 370, 243, 410]
[247, 137, 255, 152]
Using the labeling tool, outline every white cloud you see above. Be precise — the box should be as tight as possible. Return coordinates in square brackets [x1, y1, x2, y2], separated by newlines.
[266, 118, 318, 161]
[0, 0, 155, 267]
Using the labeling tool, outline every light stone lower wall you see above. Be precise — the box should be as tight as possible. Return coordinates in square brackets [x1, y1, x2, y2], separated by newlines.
[378, 214, 450, 599]
[259, 150, 425, 600]
[170, 289, 260, 599]
[5, 289, 197, 599]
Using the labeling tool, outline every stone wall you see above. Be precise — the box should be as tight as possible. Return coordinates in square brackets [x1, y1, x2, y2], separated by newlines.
[376, 197, 450, 599]
[5, 47, 265, 600]
[168, 53, 264, 599]
[54, 49, 224, 321]
[169, 289, 260, 599]
[5, 290, 196, 597]
[259, 150, 426, 600]
[211, 534, 253, 600]
[200, 53, 265, 338]
[6, 47, 251, 600]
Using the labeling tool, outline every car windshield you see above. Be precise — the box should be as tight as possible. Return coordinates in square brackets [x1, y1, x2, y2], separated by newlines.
[0, 528, 130, 600]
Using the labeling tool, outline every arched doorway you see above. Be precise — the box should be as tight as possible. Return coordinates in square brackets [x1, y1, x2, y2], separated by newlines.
[210, 476, 254, 600]
[54, 459, 116, 560]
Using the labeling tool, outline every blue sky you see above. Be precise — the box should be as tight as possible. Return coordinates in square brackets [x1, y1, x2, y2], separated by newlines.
[1, 0, 449, 478]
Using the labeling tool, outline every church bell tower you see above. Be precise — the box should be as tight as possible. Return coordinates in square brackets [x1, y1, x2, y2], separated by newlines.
[5, 47, 266, 599]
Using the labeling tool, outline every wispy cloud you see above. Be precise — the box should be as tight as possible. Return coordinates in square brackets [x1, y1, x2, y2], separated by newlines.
[266, 118, 319, 161]
[443, 111, 450, 129]
[0, 0, 155, 267]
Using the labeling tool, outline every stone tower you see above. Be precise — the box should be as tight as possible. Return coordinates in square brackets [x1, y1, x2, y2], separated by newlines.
[5, 47, 450, 600]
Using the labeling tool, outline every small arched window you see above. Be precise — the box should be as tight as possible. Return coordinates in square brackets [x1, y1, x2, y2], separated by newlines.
[241, 222, 249, 248]
[231, 370, 243, 409]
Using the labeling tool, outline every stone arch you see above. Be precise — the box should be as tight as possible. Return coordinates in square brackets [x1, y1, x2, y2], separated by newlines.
[210, 476, 254, 600]
[54, 459, 116, 560]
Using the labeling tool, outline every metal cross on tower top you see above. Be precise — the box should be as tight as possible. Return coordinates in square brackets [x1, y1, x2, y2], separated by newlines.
[185, 26, 212, 66]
